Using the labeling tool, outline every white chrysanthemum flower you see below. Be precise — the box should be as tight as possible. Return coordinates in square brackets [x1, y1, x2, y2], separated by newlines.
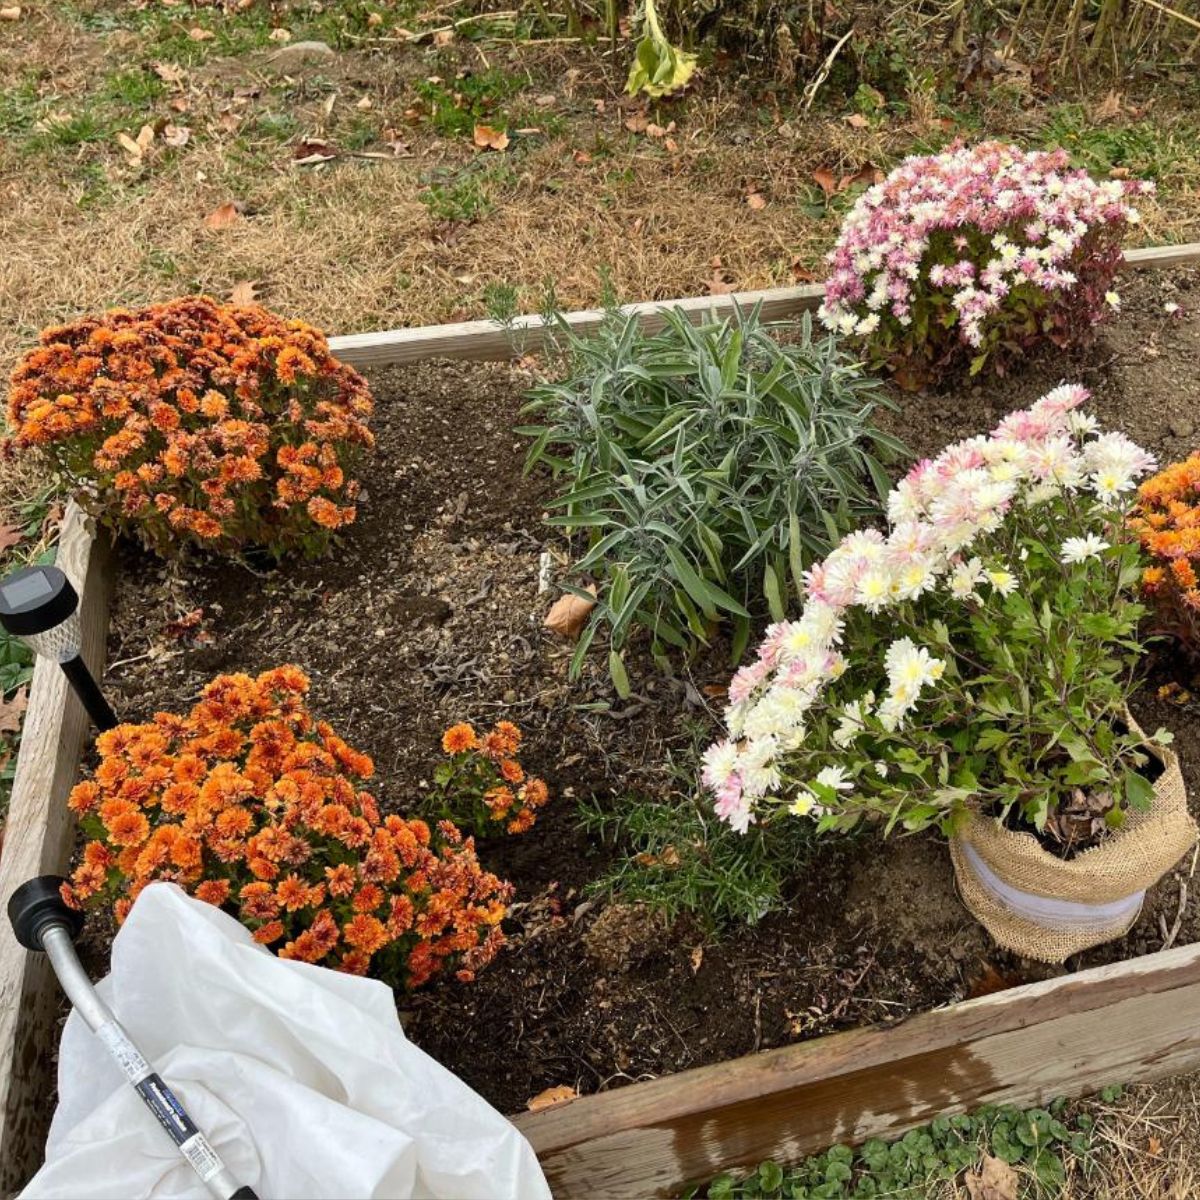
[856, 568, 896, 612]
[987, 567, 1018, 596]
[949, 557, 985, 600]
[833, 693, 874, 748]
[701, 740, 740, 789]
[815, 765, 854, 794]
[1061, 534, 1110, 564]
[789, 792, 817, 817]
[739, 737, 782, 799]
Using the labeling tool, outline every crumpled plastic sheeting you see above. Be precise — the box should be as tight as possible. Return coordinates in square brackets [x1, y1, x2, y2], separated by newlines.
[21, 883, 551, 1200]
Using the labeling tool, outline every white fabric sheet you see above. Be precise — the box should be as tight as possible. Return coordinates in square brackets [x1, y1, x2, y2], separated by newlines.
[21, 883, 551, 1200]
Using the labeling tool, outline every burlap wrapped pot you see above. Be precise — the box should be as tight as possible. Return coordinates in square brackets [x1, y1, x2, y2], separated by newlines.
[949, 714, 1196, 964]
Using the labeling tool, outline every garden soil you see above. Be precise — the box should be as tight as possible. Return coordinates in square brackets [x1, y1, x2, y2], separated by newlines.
[100, 265, 1200, 1116]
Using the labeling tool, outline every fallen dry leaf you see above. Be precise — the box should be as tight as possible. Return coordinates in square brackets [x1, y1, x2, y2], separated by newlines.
[269, 27, 292, 42]
[689, 945, 704, 973]
[573, 149, 592, 165]
[843, 112, 869, 128]
[432, 28, 454, 46]
[367, 11, 383, 27]
[229, 280, 259, 305]
[117, 123, 156, 164]
[162, 124, 190, 148]
[965, 1154, 1018, 1200]
[188, 26, 215, 41]
[624, 112, 649, 133]
[152, 61, 186, 84]
[706, 255, 735, 296]
[526, 1085, 578, 1112]
[1093, 89, 1123, 122]
[0, 687, 28, 735]
[1148, 1134, 1164, 1157]
[356, 95, 373, 110]
[0, 522, 23, 553]
[472, 124, 509, 151]
[544, 588, 596, 640]
[293, 138, 339, 166]
[203, 200, 244, 230]
[0, 5, 23, 18]
[746, 190, 767, 210]
[812, 166, 838, 197]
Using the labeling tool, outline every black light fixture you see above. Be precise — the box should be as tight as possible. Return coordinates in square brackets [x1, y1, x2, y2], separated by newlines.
[0, 565, 117, 732]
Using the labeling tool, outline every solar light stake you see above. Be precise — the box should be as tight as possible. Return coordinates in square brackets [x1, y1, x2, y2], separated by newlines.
[8, 877, 260, 1200]
[0, 565, 117, 731]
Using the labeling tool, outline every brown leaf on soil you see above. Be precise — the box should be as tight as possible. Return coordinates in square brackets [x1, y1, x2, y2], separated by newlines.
[294, 139, 340, 166]
[162, 124, 190, 148]
[0, 687, 28, 735]
[229, 280, 259, 305]
[117, 124, 156, 165]
[433, 29, 455, 46]
[526, 1085, 578, 1112]
[843, 112, 869, 128]
[965, 1154, 1018, 1200]
[690, 945, 704, 973]
[544, 587, 596, 640]
[746, 190, 767, 210]
[188, 26, 215, 41]
[706, 255, 735, 296]
[0, 6, 22, 19]
[1148, 1134, 1164, 1156]
[965, 961, 1025, 999]
[0, 522, 23, 553]
[152, 62, 186, 84]
[269, 27, 292, 42]
[624, 112, 649, 133]
[812, 166, 838, 196]
[472, 124, 509, 151]
[1093, 89, 1124, 122]
[203, 201, 244, 230]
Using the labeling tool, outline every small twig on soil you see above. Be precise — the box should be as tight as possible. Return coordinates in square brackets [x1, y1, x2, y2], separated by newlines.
[1160, 875, 1190, 951]
[752, 989, 763, 1052]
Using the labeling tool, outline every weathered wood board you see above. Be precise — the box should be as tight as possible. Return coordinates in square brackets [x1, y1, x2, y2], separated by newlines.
[0, 504, 111, 1193]
[513, 941, 1200, 1198]
[327, 241, 1200, 370]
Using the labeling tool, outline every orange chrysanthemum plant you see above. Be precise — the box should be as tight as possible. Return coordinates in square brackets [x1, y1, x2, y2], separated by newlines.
[64, 667, 512, 988]
[433, 721, 551, 835]
[6, 297, 374, 559]
[1131, 452, 1200, 653]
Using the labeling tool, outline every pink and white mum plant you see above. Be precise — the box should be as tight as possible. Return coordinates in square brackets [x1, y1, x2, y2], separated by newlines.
[818, 142, 1153, 381]
[703, 385, 1167, 840]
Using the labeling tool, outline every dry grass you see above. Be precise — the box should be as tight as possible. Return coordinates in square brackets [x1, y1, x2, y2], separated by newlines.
[1075, 1078, 1200, 1199]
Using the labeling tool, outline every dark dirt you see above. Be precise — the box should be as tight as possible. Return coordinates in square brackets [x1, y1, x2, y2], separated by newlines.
[99, 265, 1200, 1116]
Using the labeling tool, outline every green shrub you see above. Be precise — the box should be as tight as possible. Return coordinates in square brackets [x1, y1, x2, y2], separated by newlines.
[521, 307, 901, 690]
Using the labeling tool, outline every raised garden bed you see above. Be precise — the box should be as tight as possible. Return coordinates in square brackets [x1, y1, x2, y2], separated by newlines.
[3, 244, 1200, 1197]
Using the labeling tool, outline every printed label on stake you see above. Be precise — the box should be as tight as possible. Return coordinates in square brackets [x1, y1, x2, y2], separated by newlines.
[135, 1073, 200, 1145]
[179, 1132, 226, 1183]
[96, 1021, 151, 1084]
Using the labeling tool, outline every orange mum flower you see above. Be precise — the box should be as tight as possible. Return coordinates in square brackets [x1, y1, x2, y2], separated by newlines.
[194, 879, 231, 907]
[343, 914, 390, 955]
[442, 723, 478, 754]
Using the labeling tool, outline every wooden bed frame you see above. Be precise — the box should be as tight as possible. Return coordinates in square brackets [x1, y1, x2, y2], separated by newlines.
[2, 242, 1199, 1197]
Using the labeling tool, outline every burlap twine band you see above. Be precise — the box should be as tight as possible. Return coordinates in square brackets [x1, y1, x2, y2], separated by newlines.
[949, 714, 1197, 964]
